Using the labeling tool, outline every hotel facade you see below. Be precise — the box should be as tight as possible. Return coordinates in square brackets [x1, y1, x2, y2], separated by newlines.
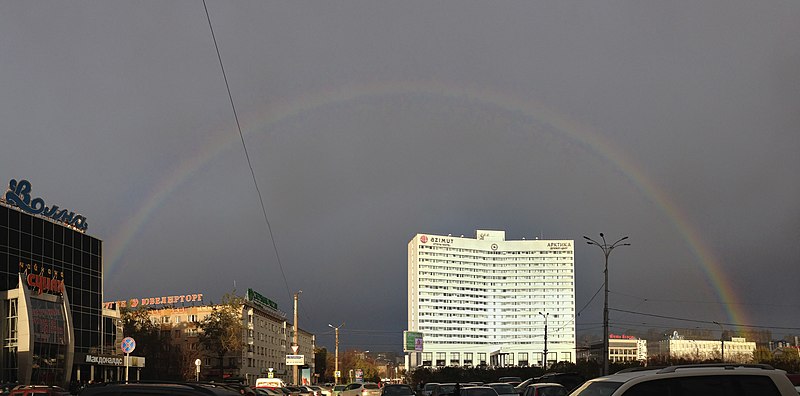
[407, 230, 576, 368]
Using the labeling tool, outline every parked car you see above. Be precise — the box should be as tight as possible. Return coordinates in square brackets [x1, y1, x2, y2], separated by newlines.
[512, 379, 534, 395]
[298, 386, 317, 396]
[570, 364, 797, 396]
[421, 383, 439, 396]
[381, 384, 415, 396]
[485, 383, 516, 396]
[9, 385, 69, 396]
[340, 383, 381, 396]
[430, 383, 458, 396]
[281, 387, 301, 396]
[286, 386, 311, 396]
[459, 386, 498, 396]
[255, 388, 284, 396]
[332, 385, 347, 396]
[78, 382, 240, 396]
[520, 383, 566, 396]
[496, 378, 521, 387]
[533, 373, 585, 392]
[309, 386, 327, 396]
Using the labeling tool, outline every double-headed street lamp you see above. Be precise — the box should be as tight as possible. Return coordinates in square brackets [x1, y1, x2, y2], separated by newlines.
[583, 233, 629, 376]
[328, 323, 344, 384]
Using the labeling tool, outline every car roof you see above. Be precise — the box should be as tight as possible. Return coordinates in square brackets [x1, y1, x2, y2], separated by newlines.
[590, 363, 785, 384]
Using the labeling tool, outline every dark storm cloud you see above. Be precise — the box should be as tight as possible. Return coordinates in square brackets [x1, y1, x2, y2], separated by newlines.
[1, 0, 799, 351]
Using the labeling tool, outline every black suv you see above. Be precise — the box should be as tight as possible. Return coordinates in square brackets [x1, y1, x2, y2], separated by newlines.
[79, 382, 241, 396]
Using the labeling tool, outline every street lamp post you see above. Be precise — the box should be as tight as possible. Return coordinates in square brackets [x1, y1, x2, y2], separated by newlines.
[539, 311, 549, 371]
[713, 321, 725, 362]
[293, 291, 301, 385]
[583, 233, 629, 376]
[328, 323, 344, 384]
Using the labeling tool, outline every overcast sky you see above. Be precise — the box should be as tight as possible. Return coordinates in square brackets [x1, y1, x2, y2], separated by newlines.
[2, 1, 799, 353]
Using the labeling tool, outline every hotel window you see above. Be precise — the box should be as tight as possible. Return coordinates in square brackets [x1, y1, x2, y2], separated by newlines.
[463, 353, 473, 366]
[188, 315, 198, 322]
[162, 316, 170, 323]
[478, 353, 487, 366]
[436, 352, 446, 367]
[450, 352, 460, 366]
[422, 353, 433, 367]
[518, 352, 528, 367]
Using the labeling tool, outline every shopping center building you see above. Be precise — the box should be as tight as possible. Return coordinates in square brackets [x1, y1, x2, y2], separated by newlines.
[0, 178, 116, 387]
[407, 230, 576, 368]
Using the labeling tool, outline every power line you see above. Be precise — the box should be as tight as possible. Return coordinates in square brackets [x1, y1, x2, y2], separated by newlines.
[202, 0, 292, 302]
[610, 290, 800, 309]
[610, 308, 800, 331]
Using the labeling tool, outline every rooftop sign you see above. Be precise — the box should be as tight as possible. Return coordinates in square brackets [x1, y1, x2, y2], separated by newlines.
[247, 288, 279, 311]
[4, 179, 89, 231]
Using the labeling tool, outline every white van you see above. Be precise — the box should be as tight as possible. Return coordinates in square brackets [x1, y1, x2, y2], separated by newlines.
[256, 378, 287, 388]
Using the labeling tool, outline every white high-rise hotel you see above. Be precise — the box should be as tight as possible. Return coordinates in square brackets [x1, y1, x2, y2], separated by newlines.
[407, 230, 576, 368]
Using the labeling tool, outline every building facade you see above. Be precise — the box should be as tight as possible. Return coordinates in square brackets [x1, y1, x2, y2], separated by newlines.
[407, 230, 576, 368]
[139, 289, 314, 386]
[579, 335, 648, 363]
[0, 179, 107, 387]
[652, 332, 756, 363]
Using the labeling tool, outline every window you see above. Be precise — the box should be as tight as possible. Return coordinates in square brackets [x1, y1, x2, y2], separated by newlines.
[623, 375, 782, 396]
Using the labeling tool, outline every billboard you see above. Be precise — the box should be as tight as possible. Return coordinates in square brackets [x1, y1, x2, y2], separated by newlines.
[404, 331, 423, 352]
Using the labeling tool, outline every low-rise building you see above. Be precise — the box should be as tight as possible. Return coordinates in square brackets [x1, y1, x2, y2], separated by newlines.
[651, 331, 755, 363]
[111, 288, 314, 386]
[578, 334, 647, 363]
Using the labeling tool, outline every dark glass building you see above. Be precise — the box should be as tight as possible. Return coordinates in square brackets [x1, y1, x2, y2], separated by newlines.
[0, 179, 102, 387]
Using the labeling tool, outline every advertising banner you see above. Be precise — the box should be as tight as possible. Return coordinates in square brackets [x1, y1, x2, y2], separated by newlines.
[403, 331, 423, 352]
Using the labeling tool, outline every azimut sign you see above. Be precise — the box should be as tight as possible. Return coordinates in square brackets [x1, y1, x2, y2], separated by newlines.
[419, 235, 454, 246]
[4, 179, 89, 231]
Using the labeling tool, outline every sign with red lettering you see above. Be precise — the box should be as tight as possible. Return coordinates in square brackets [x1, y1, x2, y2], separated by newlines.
[31, 299, 66, 345]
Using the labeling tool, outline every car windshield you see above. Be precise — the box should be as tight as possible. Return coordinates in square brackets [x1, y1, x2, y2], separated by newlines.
[334, 386, 346, 391]
[568, 381, 623, 396]
[364, 384, 380, 390]
[489, 384, 515, 394]
[424, 384, 439, 391]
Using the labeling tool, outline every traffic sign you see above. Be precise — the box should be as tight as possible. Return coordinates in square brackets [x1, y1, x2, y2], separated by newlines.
[286, 354, 304, 365]
[334, 371, 341, 378]
[291, 344, 299, 354]
[121, 337, 136, 354]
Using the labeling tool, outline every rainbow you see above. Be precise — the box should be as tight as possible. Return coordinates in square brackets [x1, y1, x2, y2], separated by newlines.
[102, 80, 747, 326]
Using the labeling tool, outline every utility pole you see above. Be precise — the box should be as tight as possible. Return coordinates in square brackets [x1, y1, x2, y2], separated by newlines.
[539, 312, 549, 371]
[293, 291, 301, 385]
[328, 323, 344, 385]
[713, 321, 725, 362]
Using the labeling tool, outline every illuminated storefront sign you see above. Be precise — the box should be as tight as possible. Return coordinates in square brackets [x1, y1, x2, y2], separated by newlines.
[27, 273, 65, 295]
[85, 355, 123, 366]
[103, 293, 203, 309]
[609, 334, 636, 340]
[4, 179, 89, 231]
[20, 262, 65, 295]
[247, 288, 278, 310]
